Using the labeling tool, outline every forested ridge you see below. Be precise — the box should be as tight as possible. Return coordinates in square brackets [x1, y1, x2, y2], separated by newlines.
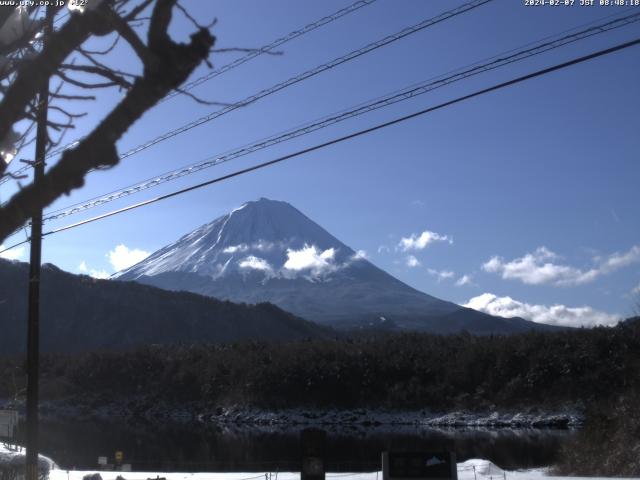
[1, 318, 639, 476]
[1, 317, 638, 411]
[0, 259, 330, 353]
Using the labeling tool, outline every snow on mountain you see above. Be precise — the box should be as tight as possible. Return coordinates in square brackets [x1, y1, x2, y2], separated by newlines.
[118, 198, 557, 333]
[117, 198, 357, 282]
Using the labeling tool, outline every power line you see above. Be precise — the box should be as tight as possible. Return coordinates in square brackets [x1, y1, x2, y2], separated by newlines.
[0, 8, 70, 184]
[37, 10, 640, 224]
[113, 0, 493, 161]
[0, 35, 632, 254]
[41, 0, 378, 160]
[0, 0, 379, 185]
[0, 238, 28, 256]
[162, 0, 378, 102]
[11, 0, 491, 182]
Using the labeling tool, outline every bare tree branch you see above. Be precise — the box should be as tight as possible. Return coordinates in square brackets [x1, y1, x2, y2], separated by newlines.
[48, 105, 87, 119]
[55, 69, 123, 89]
[0, 2, 115, 176]
[60, 63, 135, 88]
[106, 10, 156, 68]
[0, 5, 55, 56]
[0, 0, 215, 242]
[50, 92, 96, 101]
[77, 47, 136, 79]
[175, 1, 214, 30]
[123, 0, 155, 21]
[171, 86, 234, 106]
[79, 34, 120, 56]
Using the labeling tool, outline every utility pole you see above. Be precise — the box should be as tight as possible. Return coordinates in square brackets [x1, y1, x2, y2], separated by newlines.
[25, 7, 52, 480]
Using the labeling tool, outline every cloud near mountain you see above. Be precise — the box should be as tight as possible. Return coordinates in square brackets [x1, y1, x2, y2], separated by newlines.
[398, 230, 452, 251]
[116, 198, 561, 334]
[464, 293, 620, 327]
[482, 245, 640, 286]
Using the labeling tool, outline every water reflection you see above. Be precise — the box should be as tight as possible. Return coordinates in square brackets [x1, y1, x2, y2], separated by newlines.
[34, 419, 574, 472]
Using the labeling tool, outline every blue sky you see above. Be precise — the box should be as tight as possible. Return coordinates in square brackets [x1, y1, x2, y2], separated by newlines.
[1, 0, 639, 326]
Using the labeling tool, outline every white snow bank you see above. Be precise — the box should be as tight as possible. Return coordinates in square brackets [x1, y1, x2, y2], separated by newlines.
[46, 465, 640, 480]
[0, 443, 57, 473]
[458, 459, 504, 478]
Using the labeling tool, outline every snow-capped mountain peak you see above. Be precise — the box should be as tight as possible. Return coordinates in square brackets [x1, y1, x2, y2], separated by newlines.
[117, 198, 357, 281]
[117, 198, 554, 334]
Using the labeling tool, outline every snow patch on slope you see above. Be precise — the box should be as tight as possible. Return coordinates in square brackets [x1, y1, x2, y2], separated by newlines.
[116, 198, 365, 282]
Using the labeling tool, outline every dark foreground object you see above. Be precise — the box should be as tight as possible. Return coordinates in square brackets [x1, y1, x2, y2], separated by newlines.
[553, 391, 640, 477]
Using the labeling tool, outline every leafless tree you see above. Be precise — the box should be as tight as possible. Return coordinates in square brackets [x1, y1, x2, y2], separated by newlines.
[0, 0, 215, 243]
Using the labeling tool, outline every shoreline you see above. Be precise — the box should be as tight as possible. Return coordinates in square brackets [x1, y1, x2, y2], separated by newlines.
[35, 401, 583, 430]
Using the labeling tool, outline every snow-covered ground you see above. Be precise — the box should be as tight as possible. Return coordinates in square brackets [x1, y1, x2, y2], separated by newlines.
[46, 459, 639, 480]
[0, 443, 57, 473]
[5, 445, 638, 480]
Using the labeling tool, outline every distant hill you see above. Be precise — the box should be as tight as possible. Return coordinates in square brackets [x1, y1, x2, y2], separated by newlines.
[0, 259, 330, 354]
[118, 198, 560, 335]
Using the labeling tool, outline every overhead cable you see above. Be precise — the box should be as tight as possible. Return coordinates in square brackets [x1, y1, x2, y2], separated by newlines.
[0, 36, 629, 253]
[0, 0, 379, 184]
[21, 0, 492, 175]
[39, 11, 640, 224]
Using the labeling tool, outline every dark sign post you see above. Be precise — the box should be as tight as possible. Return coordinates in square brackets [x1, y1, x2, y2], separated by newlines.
[301, 428, 326, 480]
[382, 452, 457, 480]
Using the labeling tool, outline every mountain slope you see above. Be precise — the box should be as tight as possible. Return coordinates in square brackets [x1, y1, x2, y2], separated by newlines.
[0, 258, 330, 354]
[118, 198, 556, 334]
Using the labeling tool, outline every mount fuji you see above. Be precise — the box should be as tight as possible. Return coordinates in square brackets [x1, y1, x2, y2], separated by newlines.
[117, 198, 553, 334]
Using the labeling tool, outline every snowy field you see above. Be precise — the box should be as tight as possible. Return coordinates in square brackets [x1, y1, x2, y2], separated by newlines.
[47, 459, 640, 480]
[3, 446, 638, 480]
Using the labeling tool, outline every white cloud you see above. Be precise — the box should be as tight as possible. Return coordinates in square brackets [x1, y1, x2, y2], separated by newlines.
[88, 269, 110, 280]
[284, 245, 337, 276]
[398, 230, 452, 251]
[632, 282, 640, 295]
[483, 245, 640, 287]
[78, 260, 110, 279]
[107, 244, 150, 272]
[223, 241, 277, 254]
[600, 245, 640, 272]
[463, 293, 620, 328]
[238, 255, 273, 273]
[482, 247, 597, 286]
[234, 245, 365, 279]
[427, 268, 454, 281]
[377, 245, 390, 254]
[455, 274, 473, 286]
[0, 244, 25, 260]
[406, 255, 421, 268]
[78, 260, 111, 279]
[352, 249, 368, 260]
[253, 240, 276, 251]
[223, 244, 248, 254]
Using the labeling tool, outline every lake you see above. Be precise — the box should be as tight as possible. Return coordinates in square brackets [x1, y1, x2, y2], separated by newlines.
[32, 419, 575, 472]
